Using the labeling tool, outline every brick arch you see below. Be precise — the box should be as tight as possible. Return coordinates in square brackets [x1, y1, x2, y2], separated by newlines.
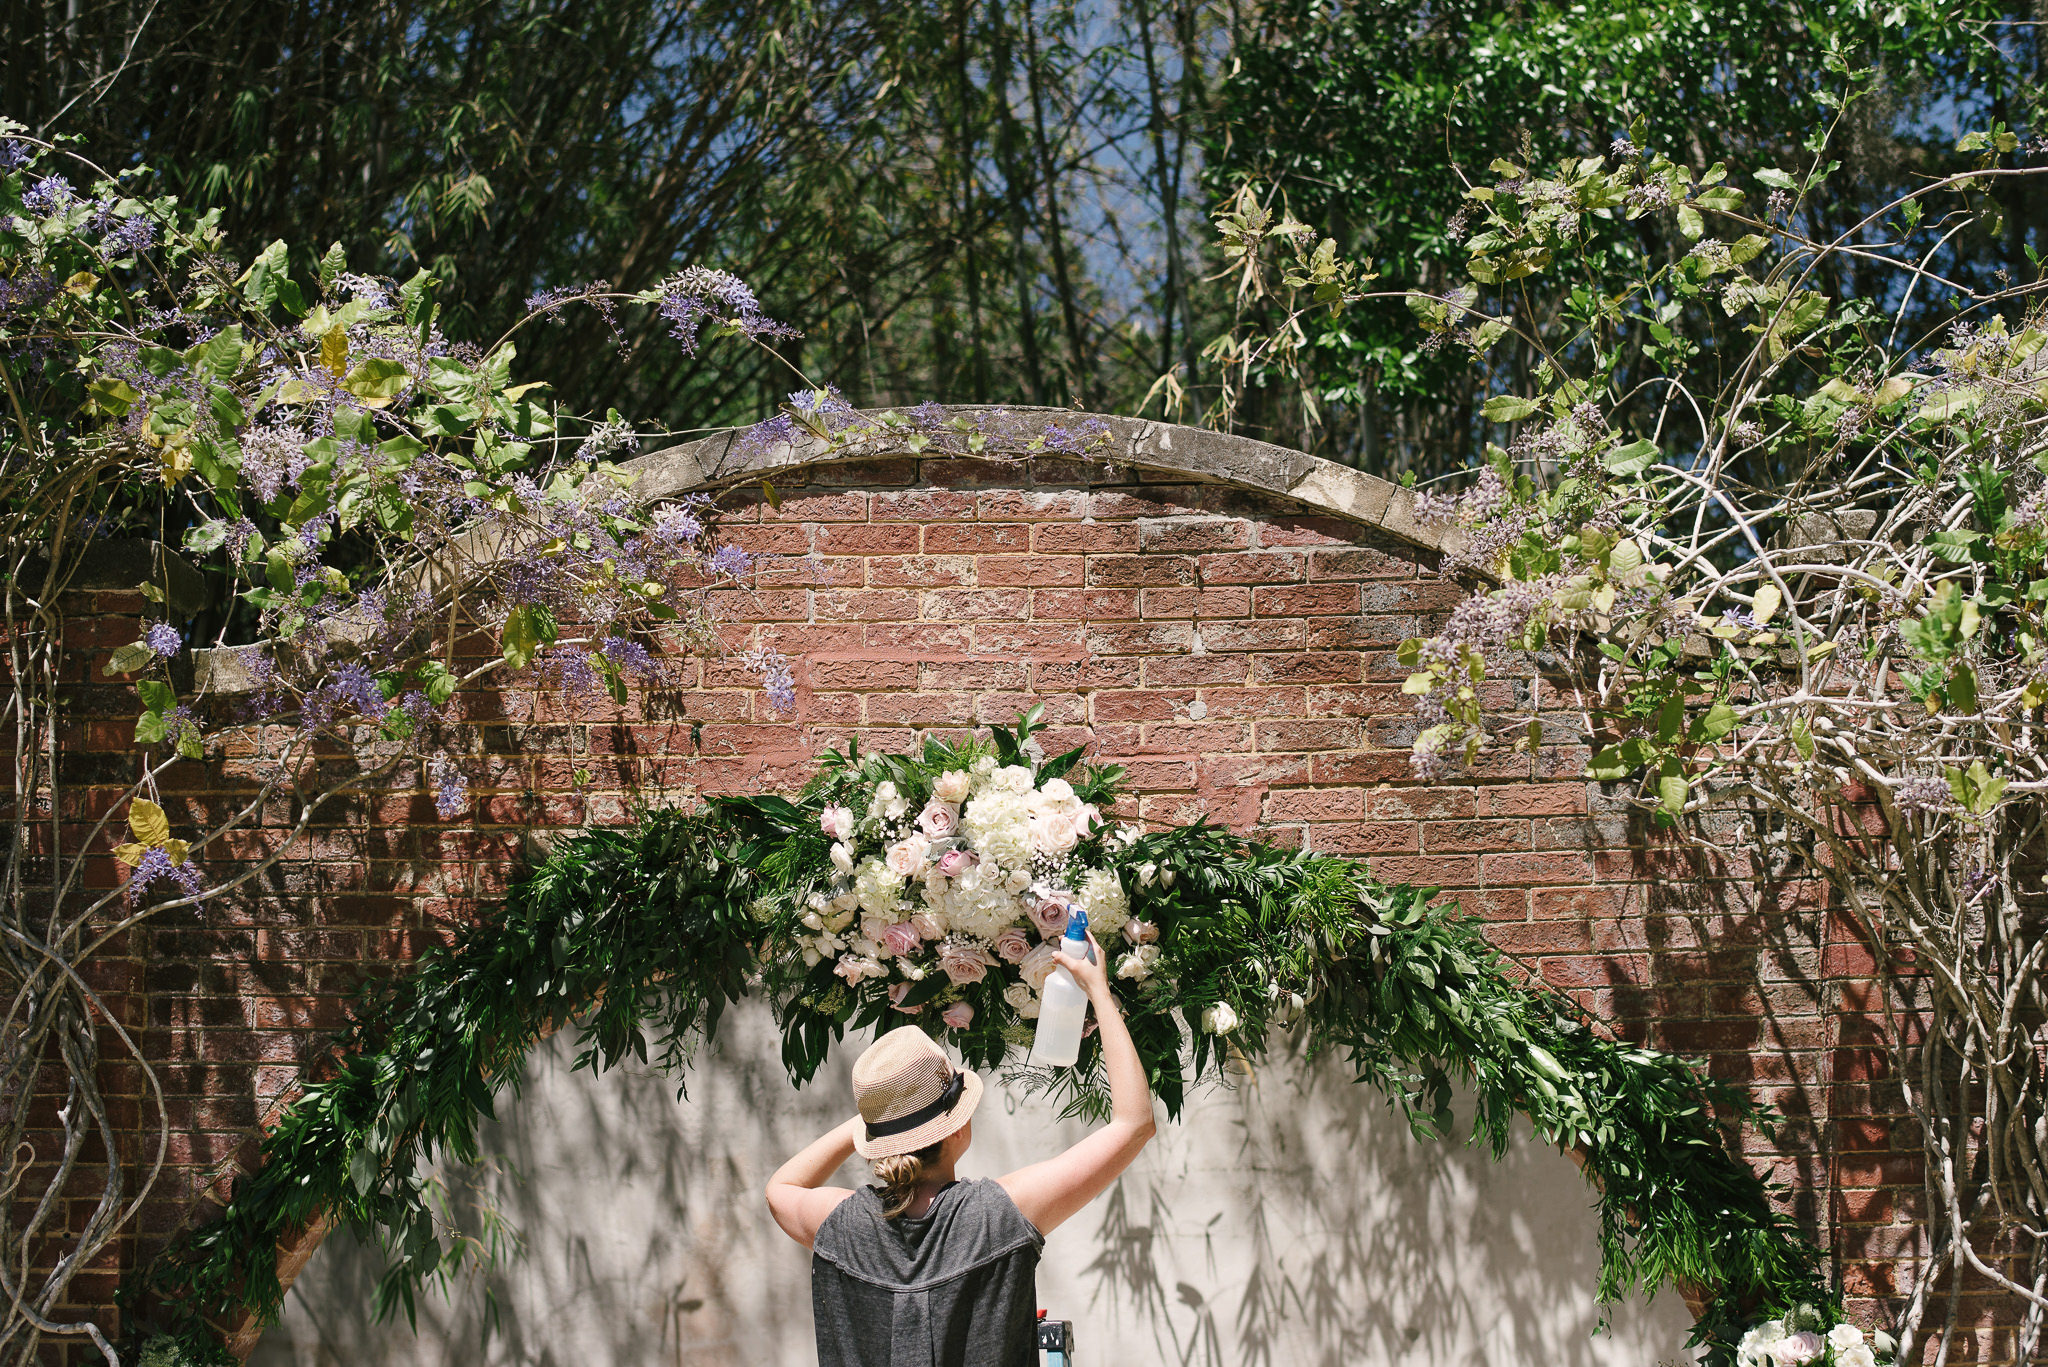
[139, 411, 1862, 1360]
[624, 406, 1465, 559]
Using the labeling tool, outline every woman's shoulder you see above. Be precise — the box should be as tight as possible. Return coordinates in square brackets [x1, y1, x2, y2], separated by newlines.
[955, 1178, 1044, 1246]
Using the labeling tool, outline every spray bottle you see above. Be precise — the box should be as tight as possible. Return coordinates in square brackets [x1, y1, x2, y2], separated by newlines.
[1029, 904, 1093, 1067]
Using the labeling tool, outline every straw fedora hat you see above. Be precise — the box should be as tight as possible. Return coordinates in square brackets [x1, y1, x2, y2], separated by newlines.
[851, 1027, 984, 1159]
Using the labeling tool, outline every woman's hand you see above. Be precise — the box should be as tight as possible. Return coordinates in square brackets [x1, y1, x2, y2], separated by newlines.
[998, 928, 1156, 1236]
[1054, 930, 1112, 1003]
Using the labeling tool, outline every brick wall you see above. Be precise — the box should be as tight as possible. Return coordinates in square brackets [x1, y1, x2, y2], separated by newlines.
[37, 440, 1996, 1359]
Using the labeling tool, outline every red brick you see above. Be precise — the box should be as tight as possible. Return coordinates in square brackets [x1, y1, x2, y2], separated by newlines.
[927, 588, 1031, 621]
[1036, 524, 1139, 554]
[1252, 584, 1362, 616]
[979, 555, 1085, 587]
[1195, 551, 1303, 584]
[1034, 588, 1140, 620]
[1139, 518, 1251, 553]
[924, 523, 1033, 554]
[1084, 554, 1195, 588]
[812, 523, 921, 555]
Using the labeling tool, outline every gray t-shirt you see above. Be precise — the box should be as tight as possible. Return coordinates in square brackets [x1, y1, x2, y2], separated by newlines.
[811, 1178, 1045, 1367]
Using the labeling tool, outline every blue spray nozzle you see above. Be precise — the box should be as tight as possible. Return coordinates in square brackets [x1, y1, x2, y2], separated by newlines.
[1063, 906, 1089, 941]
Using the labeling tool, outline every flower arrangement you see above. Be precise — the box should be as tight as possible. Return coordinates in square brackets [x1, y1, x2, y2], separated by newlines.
[1735, 1306, 1896, 1367]
[767, 708, 1162, 1048]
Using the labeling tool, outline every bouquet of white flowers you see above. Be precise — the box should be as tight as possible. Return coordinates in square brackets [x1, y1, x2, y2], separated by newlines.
[792, 732, 1157, 1034]
[1734, 1305, 1895, 1367]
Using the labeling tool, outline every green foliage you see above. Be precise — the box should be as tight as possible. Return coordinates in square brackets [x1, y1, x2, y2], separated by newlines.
[1205, 0, 2028, 472]
[139, 721, 1822, 1364]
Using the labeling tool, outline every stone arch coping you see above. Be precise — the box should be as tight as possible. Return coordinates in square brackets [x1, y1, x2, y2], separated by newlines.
[191, 406, 1463, 694]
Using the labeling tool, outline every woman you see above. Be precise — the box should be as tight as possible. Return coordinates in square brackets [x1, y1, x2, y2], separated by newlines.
[765, 932, 1156, 1367]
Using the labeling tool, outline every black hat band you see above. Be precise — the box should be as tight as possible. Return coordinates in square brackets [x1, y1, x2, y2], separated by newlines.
[864, 1069, 966, 1140]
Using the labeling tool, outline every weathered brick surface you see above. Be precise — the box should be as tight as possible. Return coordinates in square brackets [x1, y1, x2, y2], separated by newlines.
[32, 457, 1989, 1359]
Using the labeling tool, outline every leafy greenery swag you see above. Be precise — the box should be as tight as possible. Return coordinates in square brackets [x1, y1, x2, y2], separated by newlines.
[137, 713, 1825, 1365]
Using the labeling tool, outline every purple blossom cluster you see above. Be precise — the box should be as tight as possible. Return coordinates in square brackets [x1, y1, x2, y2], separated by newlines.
[20, 176, 77, 217]
[429, 751, 470, 818]
[125, 845, 205, 905]
[658, 267, 799, 356]
[0, 140, 29, 172]
[1891, 775, 1955, 815]
[145, 622, 181, 657]
[101, 214, 157, 255]
[240, 424, 314, 503]
[743, 647, 798, 714]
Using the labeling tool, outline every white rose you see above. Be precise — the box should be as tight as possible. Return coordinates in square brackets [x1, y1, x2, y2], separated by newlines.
[1003, 981, 1040, 1019]
[1201, 1001, 1239, 1035]
[820, 805, 855, 840]
[991, 764, 1034, 795]
[1003, 867, 1031, 893]
[1134, 861, 1157, 888]
[1826, 1325, 1865, 1354]
[934, 770, 972, 803]
[1836, 1348, 1876, 1367]
[1038, 777, 1076, 804]
[1028, 808, 1081, 853]
[830, 842, 855, 875]
[1115, 945, 1161, 981]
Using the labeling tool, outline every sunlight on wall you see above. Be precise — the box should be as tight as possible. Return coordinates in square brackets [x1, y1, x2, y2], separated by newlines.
[251, 1001, 1699, 1367]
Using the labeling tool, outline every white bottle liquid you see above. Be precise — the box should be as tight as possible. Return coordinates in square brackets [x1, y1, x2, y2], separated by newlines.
[1030, 908, 1092, 1068]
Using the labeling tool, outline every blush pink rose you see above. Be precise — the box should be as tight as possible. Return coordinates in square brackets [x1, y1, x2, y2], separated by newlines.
[941, 1001, 975, 1029]
[1018, 942, 1060, 991]
[1122, 918, 1159, 945]
[1771, 1333, 1823, 1366]
[936, 847, 977, 877]
[909, 910, 946, 941]
[933, 770, 972, 803]
[1030, 896, 1070, 938]
[884, 835, 929, 878]
[917, 800, 960, 838]
[881, 921, 922, 958]
[991, 926, 1033, 962]
[820, 805, 855, 841]
[887, 981, 922, 1014]
[937, 937, 995, 985]
[1029, 810, 1079, 853]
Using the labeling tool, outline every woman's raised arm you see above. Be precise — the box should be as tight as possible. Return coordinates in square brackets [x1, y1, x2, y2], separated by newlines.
[995, 933, 1157, 1234]
[765, 1115, 862, 1249]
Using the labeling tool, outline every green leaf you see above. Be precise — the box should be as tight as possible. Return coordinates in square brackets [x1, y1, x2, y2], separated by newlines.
[1755, 168, 1798, 190]
[1657, 772, 1689, 816]
[1676, 205, 1705, 239]
[343, 357, 411, 407]
[319, 241, 348, 291]
[1948, 663, 1978, 714]
[183, 521, 229, 554]
[500, 604, 557, 670]
[87, 377, 143, 417]
[1481, 394, 1541, 423]
[239, 239, 290, 309]
[1603, 440, 1659, 475]
[1692, 702, 1738, 742]
[103, 642, 155, 676]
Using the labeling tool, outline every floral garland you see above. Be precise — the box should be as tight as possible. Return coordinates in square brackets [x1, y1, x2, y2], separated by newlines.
[789, 725, 1146, 1034]
[137, 712, 1833, 1366]
[1738, 1305, 1897, 1367]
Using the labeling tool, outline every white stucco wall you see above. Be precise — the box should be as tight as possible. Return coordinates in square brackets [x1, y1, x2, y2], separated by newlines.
[250, 1001, 1699, 1367]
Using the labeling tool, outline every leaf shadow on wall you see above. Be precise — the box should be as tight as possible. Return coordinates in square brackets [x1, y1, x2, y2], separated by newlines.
[248, 1002, 1698, 1367]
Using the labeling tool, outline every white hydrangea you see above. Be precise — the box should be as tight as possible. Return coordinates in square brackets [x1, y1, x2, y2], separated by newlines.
[927, 865, 1027, 940]
[988, 764, 1035, 795]
[962, 787, 1034, 869]
[853, 858, 906, 919]
[1073, 866, 1129, 941]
